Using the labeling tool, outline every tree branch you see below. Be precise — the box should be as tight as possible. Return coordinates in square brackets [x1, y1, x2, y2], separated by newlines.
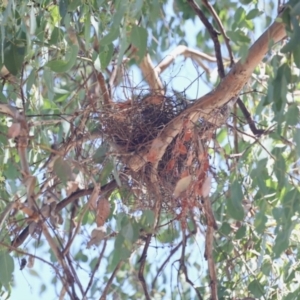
[128, 11, 287, 172]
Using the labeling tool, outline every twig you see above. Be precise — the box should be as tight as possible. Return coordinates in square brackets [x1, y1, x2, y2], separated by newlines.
[179, 229, 203, 300]
[41, 224, 77, 299]
[83, 240, 107, 297]
[204, 225, 218, 300]
[151, 239, 183, 289]
[202, 0, 234, 65]
[99, 261, 123, 300]
[236, 98, 265, 135]
[187, 0, 225, 78]
[11, 180, 117, 248]
[138, 234, 152, 300]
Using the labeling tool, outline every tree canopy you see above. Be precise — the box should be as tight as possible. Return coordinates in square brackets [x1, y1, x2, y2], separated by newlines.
[0, 0, 300, 299]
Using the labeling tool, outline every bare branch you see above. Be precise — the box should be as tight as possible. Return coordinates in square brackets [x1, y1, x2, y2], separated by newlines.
[140, 54, 164, 93]
[99, 261, 123, 300]
[201, 0, 234, 65]
[187, 0, 225, 77]
[138, 235, 152, 300]
[155, 45, 219, 74]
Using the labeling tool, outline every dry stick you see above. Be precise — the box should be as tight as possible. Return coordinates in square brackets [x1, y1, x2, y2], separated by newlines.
[97, 72, 112, 106]
[138, 235, 152, 300]
[202, 0, 234, 65]
[187, 0, 225, 78]
[151, 239, 184, 290]
[99, 261, 123, 300]
[83, 240, 107, 297]
[180, 230, 203, 300]
[41, 224, 76, 299]
[0, 241, 73, 297]
[205, 225, 218, 299]
[128, 9, 287, 173]
[11, 180, 117, 248]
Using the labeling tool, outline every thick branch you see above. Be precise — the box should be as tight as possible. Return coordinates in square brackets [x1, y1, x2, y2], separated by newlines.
[155, 45, 218, 74]
[128, 13, 286, 171]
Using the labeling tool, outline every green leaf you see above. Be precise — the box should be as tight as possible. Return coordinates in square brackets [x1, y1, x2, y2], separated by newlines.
[49, 27, 64, 45]
[227, 181, 245, 221]
[140, 210, 155, 227]
[285, 104, 299, 125]
[234, 7, 246, 24]
[130, 25, 148, 61]
[131, 0, 143, 18]
[219, 222, 231, 236]
[235, 225, 246, 239]
[273, 229, 290, 257]
[291, 2, 300, 16]
[53, 157, 73, 183]
[100, 160, 114, 185]
[100, 27, 119, 46]
[121, 223, 134, 241]
[0, 252, 14, 289]
[47, 44, 79, 73]
[99, 44, 114, 70]
[59, 0, 68, 19]
[68, 0, 81, 11]
[254, 211, 267, 234]
[246, 8, 262, 20]
[273, 150, 286, 187]
[4, 40, 26, 76]
[248, 279, 264, 298]
[93, 143, 110, 163]
[294, 128, 300, 157]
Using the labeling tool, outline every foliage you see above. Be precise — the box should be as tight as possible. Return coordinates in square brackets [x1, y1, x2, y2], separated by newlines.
[0, 0, 299, 300]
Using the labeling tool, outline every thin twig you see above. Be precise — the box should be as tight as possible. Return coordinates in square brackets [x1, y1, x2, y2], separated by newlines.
[11, 180, 117, 248]
[187, 0, 225, 78]
[99, 261, 123, 300]
[179, 229, 203, 300]
[84, 240, 107, 297]
[202, 0, 234, 65]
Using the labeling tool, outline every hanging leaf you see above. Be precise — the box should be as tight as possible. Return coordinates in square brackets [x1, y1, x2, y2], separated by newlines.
[4, 38, 26, 76]
[96, 198, 110, 226]
[227, 181, 245, 221]
[93, 143, 110, 163]
[248, 280, 264, 298]
[130, 25, 148, 61]
[7, 123, 21, 139]
[0, 252, 14, 289]
[87, 227, 106, 248]
[47, 44, 79, 73]
[173, 175, 192, 198]
[53, 157, 74, 183]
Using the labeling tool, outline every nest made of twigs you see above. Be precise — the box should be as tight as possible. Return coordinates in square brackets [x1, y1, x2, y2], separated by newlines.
[100, 89, 232, 218]
[101, 93, 188, 153]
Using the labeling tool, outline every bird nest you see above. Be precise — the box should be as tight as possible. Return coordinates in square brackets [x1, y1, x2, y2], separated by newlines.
[100, 92, 215, 214]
